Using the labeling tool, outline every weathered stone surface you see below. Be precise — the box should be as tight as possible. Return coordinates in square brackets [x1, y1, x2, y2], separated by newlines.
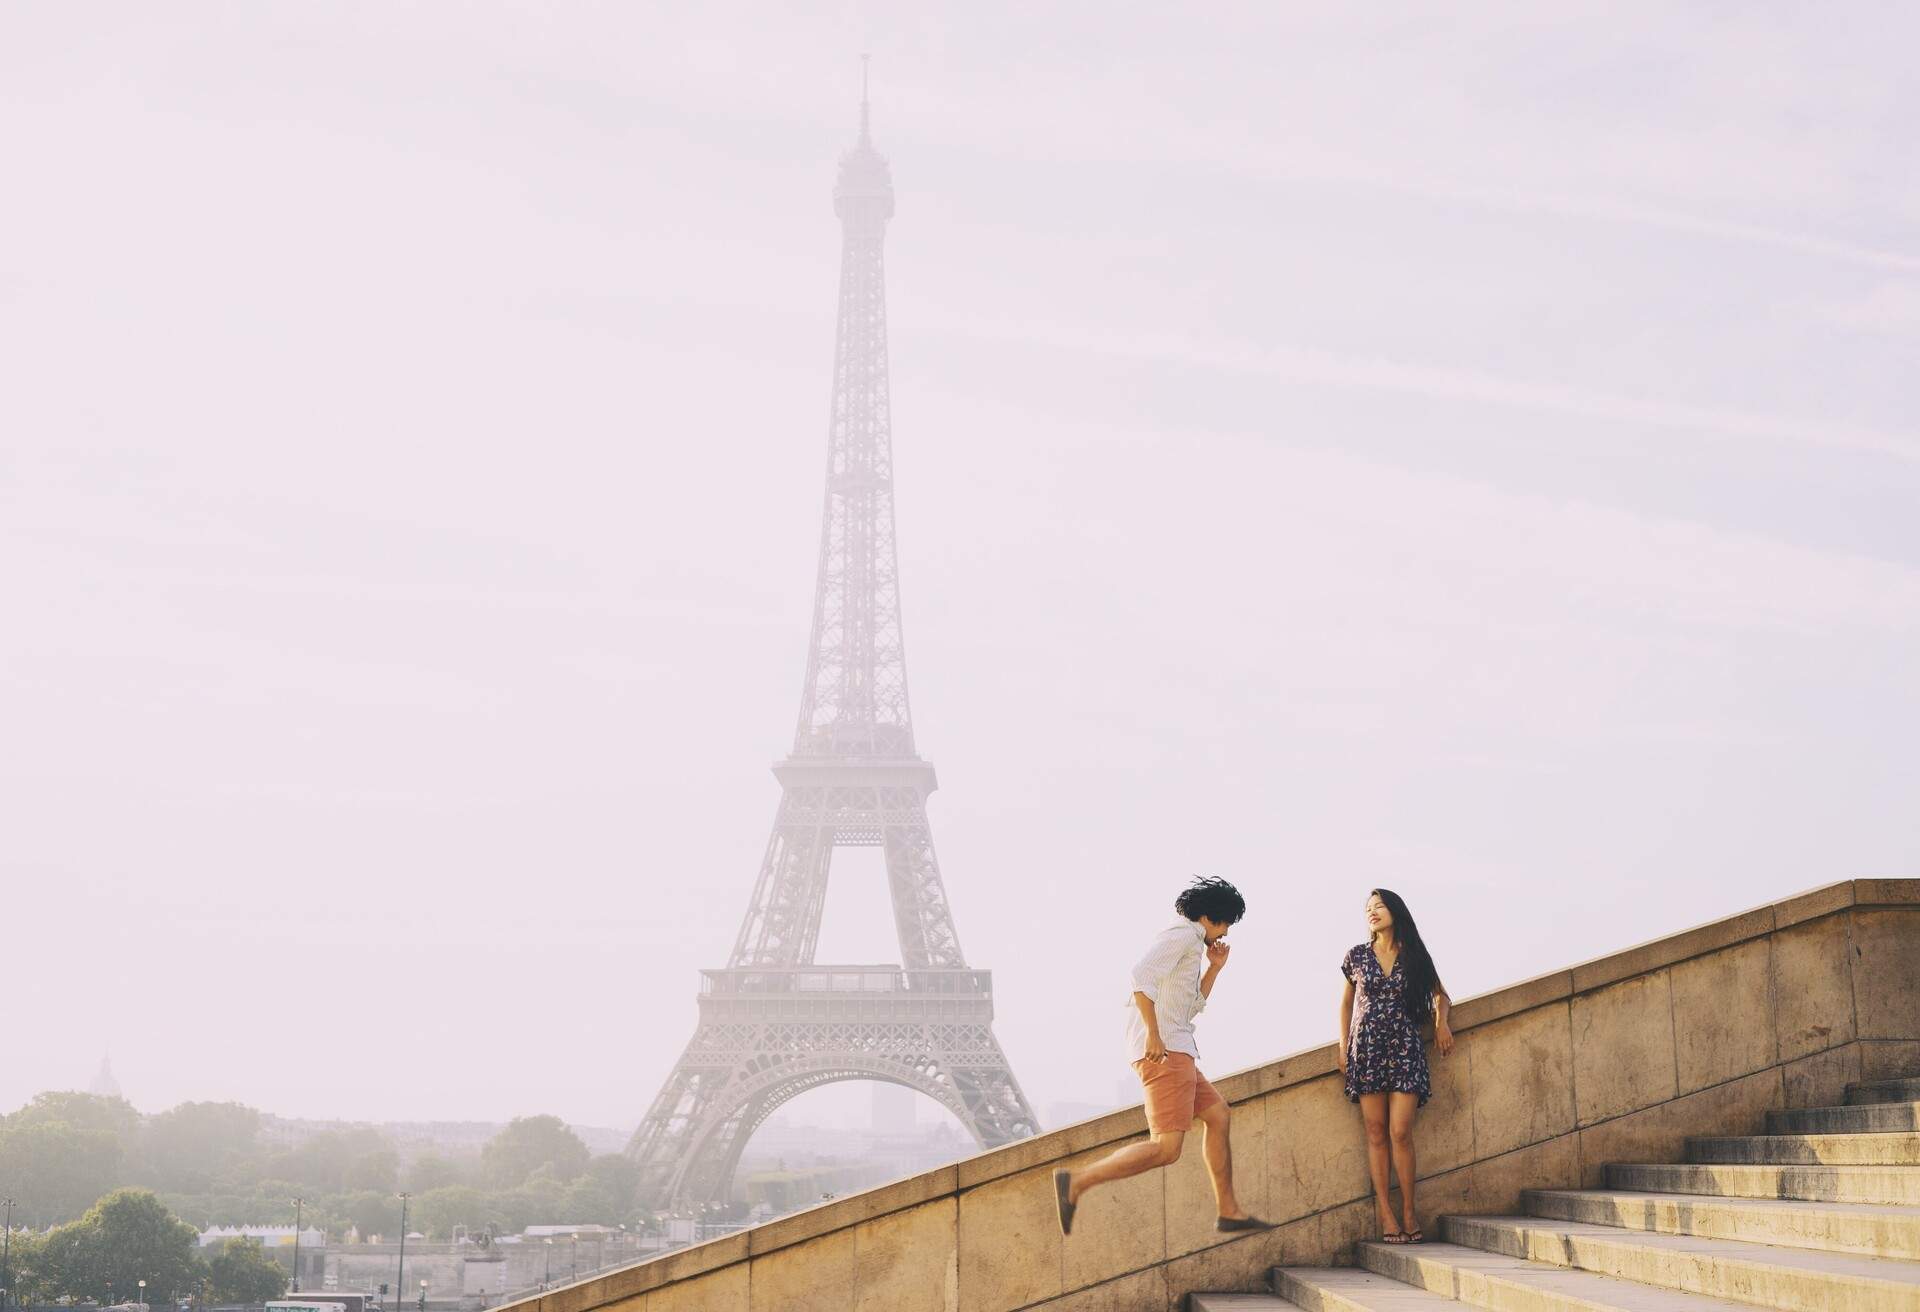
[646, 1262, 748, 1312]
[748, 1165, 957, 1256]
[1851, 908, 1920, 1040]
[1671, 936, 1777, 1093]
[1571, 970, 1678, 1126]
[1859, 1039, 1920, 1080]
[748, 1223, 853, 1312]
[1773, 882, 1854, 929]
[642, 1234, 749, 1293]
[956, 1165, 1062, 1312]
[1855, 879, 1920, 906]
[1772, 912, 1857, 1062]
[1448, 969, 1573, 1032]
[1575, 1067, 1781, 1187]
[1467, 1000, 1575, 1158]
[1570, 905, 1773, 994]
[1404, 1162, 1472, 1235]
[1164, 1090, 1268, 1259]
[1026, 1266, 1167, 1312]
[853, 1198, 956, 1312]
[1415, 1031, 1474, 1177]
[1260, 1074, 1370, 1221]
[1470, 1134, 1578, 1214]
[1156, 1216, 1293, 1308]
[1782, 1043, 1862, 1110]
[1057, 1138, 1166, 1292]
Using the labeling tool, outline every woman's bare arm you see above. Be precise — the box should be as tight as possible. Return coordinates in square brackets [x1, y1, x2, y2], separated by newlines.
[1337, 978, 1355, 1070]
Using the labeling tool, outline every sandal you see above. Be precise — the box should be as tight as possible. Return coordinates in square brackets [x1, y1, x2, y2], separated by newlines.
[1382, 1229, 1410, 1244]
[1406, 1229, 1426, 1244]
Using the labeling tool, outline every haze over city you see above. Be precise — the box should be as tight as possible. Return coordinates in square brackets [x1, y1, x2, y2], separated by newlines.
[3, 0, 1916, 1147]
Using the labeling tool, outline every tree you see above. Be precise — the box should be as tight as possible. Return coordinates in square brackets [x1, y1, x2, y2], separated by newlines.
[204, 1238, 288, 1304]
[406, 1153, 471, 1193]
[0, 1228, 47, 1304]
[35, 1189, 203, 1303]
[0, 1119, 127, 1227]
[412, 1188, 505, 1241]
[332, 1191, 402, 1242]
[561, 1156, 640, 1226]
[137, 1103, 263, 1195]
[480, 1117, 589, 1188]
[4, 1091, 142, 1144]
[342, 1147, 399, 1193]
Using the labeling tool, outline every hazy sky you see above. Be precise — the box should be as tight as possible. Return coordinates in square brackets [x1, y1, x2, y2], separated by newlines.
[3, 4, 1915, 1135]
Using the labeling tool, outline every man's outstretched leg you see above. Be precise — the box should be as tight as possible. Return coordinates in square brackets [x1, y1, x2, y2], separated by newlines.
[1054, 1132, 1183, 1233]
[1195, 1100, 1259, 1226]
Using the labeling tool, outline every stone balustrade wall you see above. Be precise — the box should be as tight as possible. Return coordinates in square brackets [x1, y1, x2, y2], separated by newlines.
[519, 879, 1919, 1312]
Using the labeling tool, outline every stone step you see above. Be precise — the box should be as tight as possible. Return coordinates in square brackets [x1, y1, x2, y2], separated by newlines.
[1851, 1079, 1920, 1106]
[1768, 1102, 1920, 1135]
[1609, 1162, 1920, 1205]
[1442, 1213, 1920, 1311]
[1268, 1265, 1462, 1312]
[1525, 1187, 1920, 1260]
[1688, 1131, 1920, 1166]
[1351, 1241, 1774, 1312]
[1188, 1295, 1292, 1311]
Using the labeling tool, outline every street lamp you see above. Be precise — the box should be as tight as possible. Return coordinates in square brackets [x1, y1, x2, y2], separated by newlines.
[416, 1280, 427, 1312]
[542, 1238, 552, 1288]
[138, 1279, 147, 1309]
[2, 1195, 14, 1312]
[292, 1197, 305, 1293]
[570, 1235, 578, 1282]
[394, 1193, 412, 1312]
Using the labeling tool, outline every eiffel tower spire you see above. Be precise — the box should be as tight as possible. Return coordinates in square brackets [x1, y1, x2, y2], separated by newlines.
[625, 70, 1038, 1212]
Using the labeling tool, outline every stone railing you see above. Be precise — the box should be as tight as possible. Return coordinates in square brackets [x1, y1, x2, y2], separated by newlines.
[524, 879, 1919, 1311]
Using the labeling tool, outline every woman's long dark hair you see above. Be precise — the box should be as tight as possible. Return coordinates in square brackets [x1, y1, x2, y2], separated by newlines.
[1372, 888, 1441, 1028]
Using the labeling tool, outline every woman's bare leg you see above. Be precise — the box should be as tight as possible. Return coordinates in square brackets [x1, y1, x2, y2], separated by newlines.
[1359, 1093, 1396, 1232]
[1388, 1092, 1420, 1233]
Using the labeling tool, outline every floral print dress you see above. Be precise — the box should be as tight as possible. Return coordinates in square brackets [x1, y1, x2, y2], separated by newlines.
[1341, 943, 1432, 1106]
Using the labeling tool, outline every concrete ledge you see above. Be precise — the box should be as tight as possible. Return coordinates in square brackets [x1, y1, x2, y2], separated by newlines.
[1854, 878, 1920, 907]
[1570, 905, 1774, 994]
[746, 1164, 956, 1256]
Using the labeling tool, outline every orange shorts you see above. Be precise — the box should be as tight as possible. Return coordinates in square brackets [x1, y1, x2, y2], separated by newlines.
[1132, 1052, 1224, 1134]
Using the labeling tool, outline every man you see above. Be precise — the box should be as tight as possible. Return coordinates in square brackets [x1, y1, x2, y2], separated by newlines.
[1053, 875, 1271, 1236]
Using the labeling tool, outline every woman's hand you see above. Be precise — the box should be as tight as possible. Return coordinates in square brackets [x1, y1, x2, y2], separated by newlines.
[1336, 1044, 1348, 1074]
[1435, 1020, 1454, 1056]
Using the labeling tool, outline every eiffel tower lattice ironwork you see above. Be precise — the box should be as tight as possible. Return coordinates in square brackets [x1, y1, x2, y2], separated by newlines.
[625, 74, 1039, 1212]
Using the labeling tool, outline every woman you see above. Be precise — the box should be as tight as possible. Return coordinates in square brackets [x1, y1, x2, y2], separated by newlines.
[1337, 888, 1452, 1244]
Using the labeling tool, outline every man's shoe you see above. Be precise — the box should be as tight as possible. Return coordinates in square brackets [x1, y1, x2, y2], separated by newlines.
[1053, 1170, 1076, 1236]
[1215, 1214, 1275, 1233]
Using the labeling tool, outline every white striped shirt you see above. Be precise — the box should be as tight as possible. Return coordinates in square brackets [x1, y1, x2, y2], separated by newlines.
[1124, 919, 1209, 1061]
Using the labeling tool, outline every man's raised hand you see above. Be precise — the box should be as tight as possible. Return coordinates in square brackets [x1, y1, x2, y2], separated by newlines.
[1206, 939, 1231, 969]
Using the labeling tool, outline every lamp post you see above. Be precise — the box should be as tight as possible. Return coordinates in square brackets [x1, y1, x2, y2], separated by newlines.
[394, 1193, 411, 1312]
[2, 1195, 14, 1312]
[292, 1197, 305, 1293]
[542, 1239, 552, 1288]
[416, 1280, 427, 1312]
[139, 1279, 148, 1310]
[570, 1235, 578, 1282]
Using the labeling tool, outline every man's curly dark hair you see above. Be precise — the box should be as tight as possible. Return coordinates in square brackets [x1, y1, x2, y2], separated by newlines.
[1173, 875, 1246, 926]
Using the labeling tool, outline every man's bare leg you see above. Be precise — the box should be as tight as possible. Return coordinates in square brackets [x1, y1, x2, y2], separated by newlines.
[1065, 1131, 1183, 1204]
[1195, 1102, 1248, 1220]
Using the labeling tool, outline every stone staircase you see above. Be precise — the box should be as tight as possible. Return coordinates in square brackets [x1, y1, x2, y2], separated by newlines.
[1194, 1075, 1920, 1312]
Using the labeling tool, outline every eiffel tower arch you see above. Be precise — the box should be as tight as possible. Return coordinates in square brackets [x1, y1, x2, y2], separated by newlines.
[625, 71, 1038, 1213]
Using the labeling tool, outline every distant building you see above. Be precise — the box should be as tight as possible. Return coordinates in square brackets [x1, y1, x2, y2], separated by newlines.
[89, 1056, 123, 1099]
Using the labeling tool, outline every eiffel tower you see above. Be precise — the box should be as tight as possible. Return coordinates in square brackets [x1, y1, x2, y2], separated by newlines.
[626, 71, 1039, 1212]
